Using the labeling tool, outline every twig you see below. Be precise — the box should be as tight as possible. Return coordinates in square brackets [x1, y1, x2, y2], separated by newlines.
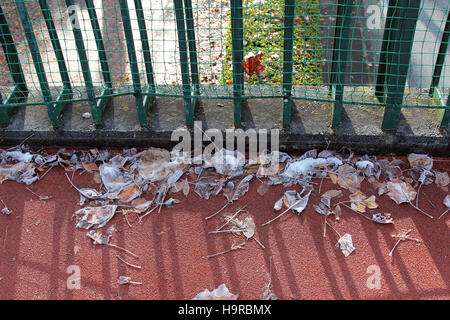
[6, 133, 35, 151]
[107, 243, 139, 259]
[205, 201, 230, 220]
[388, 229, 422, 256]
[216, 205, 248, 230]
[325, 221, 342, 238]
[124, 214, 132, 228]
[206, 242, 246, 259]
[408, 200, 434, 219]
[137, 192, 159, 224]
[117, 255, 142, 269]
[438, 208, 449, 220]
[399, 187, 433, 219]
[39, 166, 54, 180]
[416, 180, 424, 208]
[208, 228, 245, 234]
[421, 190, 436, 208]
[261, 198, 304, 227]
[25, 187, 52, 200]
[253, 237, 265, 249]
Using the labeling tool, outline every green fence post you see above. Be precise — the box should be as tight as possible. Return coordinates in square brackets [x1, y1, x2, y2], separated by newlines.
[329, 0, 354, 127]
[375, 2, 396, 102]
[118, 0, 147, 126]
[0, 4, 28, 124]
[230, 0, 244, 127]
[183, 0, 200, 96]
[429, 10, 450, 96]
[443, 93, 450, 129]
[428, 9, 450, 129]
[380, 0, 420, 130]
[134, 0, 156, 113]
[281, 0, 295, 128]
[65, 0, 102, 125]
[38, 0, 72, 121]
[84, 0, 112, 89]
[174, 0, 194, 126]
[16, 0, 62, 126]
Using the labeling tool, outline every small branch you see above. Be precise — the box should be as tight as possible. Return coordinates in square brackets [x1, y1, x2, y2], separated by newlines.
[438, 208, 449, 220]
[206, 242, 246, 259]
[205, 201, 230, 220]
[208, 228, 245, 234]
[25, 187, 52, 200]
[107, 243, 139, 259]
[325, 221, 342, 238]
[117, 255, 142, 269]
[39, 166, 54, 180]
[388, 238, 403, 257]
[262, 199, 303, 227]
[216, 205, 248, 231]
[253, 237, 265, 249]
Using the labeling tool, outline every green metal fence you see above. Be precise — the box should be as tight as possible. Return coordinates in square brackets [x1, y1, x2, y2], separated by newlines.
[0, 0, 449, 129]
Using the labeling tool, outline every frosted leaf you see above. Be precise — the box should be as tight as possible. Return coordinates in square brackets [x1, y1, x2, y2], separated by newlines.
[86, 230, 110, 245]
[273, 198, 283, 211]
[335, 234, 355, 257]
[75, 205, 118, 229]
[407, 153, 433, 170]
[386, 180, 417, 204]
[372, 213, 393, 224]
[193, 284, 238, 300]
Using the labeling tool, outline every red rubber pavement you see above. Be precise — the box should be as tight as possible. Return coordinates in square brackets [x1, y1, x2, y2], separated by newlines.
[0, 154, 448, 300]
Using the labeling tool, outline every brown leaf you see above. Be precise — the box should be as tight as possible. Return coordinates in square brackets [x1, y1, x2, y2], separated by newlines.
[321, 189, 342, 199]
[82, 161, 98, 173]
[386, 180, 417, 204]
[435, 171, 449, 187]
[407, 153, 433, 170]
[118, 184, 140, 202]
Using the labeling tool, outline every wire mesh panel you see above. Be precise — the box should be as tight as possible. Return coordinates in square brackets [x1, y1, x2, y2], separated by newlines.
[0, 0, 449, 127]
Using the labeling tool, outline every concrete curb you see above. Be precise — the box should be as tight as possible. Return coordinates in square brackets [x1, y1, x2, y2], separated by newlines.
[1, 95, 448, 155]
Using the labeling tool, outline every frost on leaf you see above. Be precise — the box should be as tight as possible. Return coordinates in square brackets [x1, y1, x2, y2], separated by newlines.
[273, 198, 283, 211]
[86, 230, 110, 245]
[372, 213, 393, 224]
[435, 171, 449, 188]
[337, 164, 363, 190]
[211, 149, 245, 176]
[386, 180, 417, 204]
[407, 153, 433, 170]
[335, 234, 355, 257]
[193, 284, 238, 300]
[75, 205, 118, 229]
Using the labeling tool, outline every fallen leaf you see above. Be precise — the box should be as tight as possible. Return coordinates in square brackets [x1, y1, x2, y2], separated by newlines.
[118, 184, 140, 202]
[193, 284, 238, 300]
[386, 180, 417, 204]
[435, 171, 449, 187]
[75, 205, 118, 229]
[82, 161, 98, 173]
[335, 233, 355, 257]
[372, 213, 393, 224]
[408, 153, 433, 170]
